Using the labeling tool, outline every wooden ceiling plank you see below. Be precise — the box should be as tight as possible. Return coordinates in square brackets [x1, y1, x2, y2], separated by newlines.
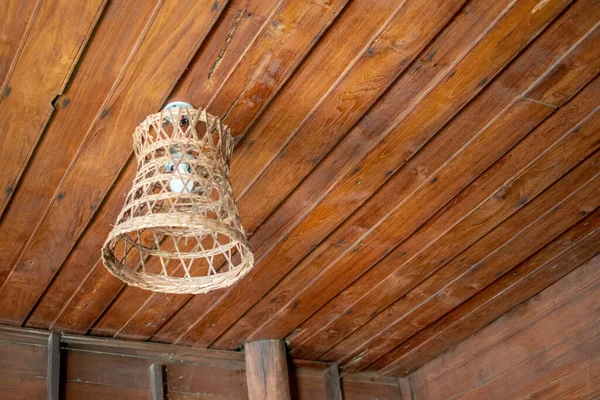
[226, 0, 469, 248]
[211, 0, 582, 352]
[518, 352, 600, 399]
[167, 0, 281, 109]
[0, 0, 229, 326]
[153, 0, 472, 347]
[525, 23, 600, 108]
[112, 0, 500, 344]
[290, 86, 600, 362]
[227, 0, 404, 199]
[235, 0, 594, 355]
[0, 0, 39, 88]
[205, 0, 351, 136]
[0, 0, 107, 217]
[445, 290, 600, 399]
[38, 0, 350, 337]
[314, 74, 600, 365]
[310, 32, 600, 363]
[25, 160, 137, 331]
[210, 0, 518, 350]
[409, 254, 600, 389]
[270, 0, 596, 356]
[376, 211, 600, 376]
[25, 0, 280, 332]
[337, 153, 600, 373]
[0, 0, 164, 290]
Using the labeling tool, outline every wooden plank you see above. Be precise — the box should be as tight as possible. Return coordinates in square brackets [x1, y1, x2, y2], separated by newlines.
[243, 0, 600, 348]
[413, 269, 600, 399]
[0, 0, 164, 290]
[98, 0, 470, 344]
[159, 0, 535, 348]
[323, 363, 342, 400]
[206, 0, 351, 136]
[200, 0, 582, 352]
[458, 318, 600, 400]
[208, 0, 519, 350]
[0, 0, 39, 87]
[526, 22, 600, 107]
[168, 0, 281, 108]
[285, 53, 600, 360]
[63, 382, 147, 400]
[522, 354, 600, 399]
[408, 254, 600, 389]
[148, 364, 164, 400]
[289, 96, 594, 361]
[0, 0, 107, 216]
[31, 0, 348, 337]
[47, 331, 60, 400]
[398, 377, 413, 400]
[340, 375, 402, 400]
[320, 81, 600, 364]
[165, 363, 248, 399]
[376, 211, 600, 375]
[336, 155, 600, 373]
[0, 0, 228, 325]
[23, 0, 276, 330]
[244, 340, 291, 400]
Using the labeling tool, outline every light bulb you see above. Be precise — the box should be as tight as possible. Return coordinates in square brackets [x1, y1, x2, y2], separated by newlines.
[168, 162, 194, 193]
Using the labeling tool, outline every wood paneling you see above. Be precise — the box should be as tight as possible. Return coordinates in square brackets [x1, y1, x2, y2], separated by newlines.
[0, 0, 598, 380]
[0, 326, 399, 400]
[410, 254, 600, 399]
[245, 339, 291, 400]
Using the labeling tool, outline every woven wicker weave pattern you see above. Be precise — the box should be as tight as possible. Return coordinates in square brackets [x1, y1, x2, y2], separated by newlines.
[102, 106, 253, 294]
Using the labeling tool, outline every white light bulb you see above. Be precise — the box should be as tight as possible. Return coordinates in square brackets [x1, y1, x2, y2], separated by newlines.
[169, 163, 194, 193]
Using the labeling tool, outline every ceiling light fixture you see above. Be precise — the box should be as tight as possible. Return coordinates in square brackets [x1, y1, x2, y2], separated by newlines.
[101, 103, 253, 294]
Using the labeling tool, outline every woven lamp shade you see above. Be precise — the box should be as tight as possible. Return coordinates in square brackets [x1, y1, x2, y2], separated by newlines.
[102, 105, 253, 294]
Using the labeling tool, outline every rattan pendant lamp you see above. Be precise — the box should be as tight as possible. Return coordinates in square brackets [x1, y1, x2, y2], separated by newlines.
[101, 102, 253, 294]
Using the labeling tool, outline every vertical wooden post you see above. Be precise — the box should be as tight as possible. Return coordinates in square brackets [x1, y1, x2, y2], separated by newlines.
[47, 331, 60, 400]
[398, 376, 413, 400]
[324, 363, 342, 400]
[244, 339, 291, 400]
[148, 363, 164, 400]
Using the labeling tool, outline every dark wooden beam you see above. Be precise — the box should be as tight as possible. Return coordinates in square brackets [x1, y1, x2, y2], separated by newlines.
[148, 363, 164, 400]
[47, 331, 60, 400]
[324, 363, 342, 400]
[244, 339, 291, 400]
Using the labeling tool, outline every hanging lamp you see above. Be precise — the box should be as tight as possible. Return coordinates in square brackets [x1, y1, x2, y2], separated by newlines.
[101, 103, 253, 294]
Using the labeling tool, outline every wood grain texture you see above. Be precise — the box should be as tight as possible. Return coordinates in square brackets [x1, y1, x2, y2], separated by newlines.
[3, 0, 164, 303]
[0, 0, 228, 325]
[319, 74, 600, 369]
[33, 0, 348, 339]
[284, 0, 596, 359]
[411, 254, 600, 399]
[148, 364, 164, 400]
[0, 0, 598, 380]
[154, 0, 473, 348]
[0, 0, 39, 88]
[0, 0, 106, 217]
[212, 0, 519, 350]
[413, 257, 598, 398]
[244, 340, 291, 400]
[377, 208, 600, 375]
[47, 331, 60, 400]
[323, 363, 342, 400]
[217, 0, 584, 354]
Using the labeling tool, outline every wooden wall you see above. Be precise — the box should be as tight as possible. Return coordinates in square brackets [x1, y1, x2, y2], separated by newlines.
[0, 327, 402, 399]
[409, 254, 600, 399]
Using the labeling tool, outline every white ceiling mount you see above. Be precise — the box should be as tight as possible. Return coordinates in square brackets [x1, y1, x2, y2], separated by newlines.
[163, 101, 194, 111]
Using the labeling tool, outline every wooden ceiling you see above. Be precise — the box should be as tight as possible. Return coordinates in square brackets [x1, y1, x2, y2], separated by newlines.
[0, 0, 599, 377]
